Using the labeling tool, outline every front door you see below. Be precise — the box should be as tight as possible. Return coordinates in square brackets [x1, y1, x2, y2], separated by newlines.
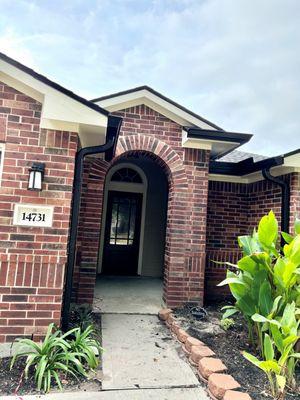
[102, 191, 142, 275]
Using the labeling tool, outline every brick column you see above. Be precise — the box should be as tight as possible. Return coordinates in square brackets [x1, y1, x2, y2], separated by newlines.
[290, 172, 300, 233]
[183, 148, 210, 305]
[76, 158, 109, 303]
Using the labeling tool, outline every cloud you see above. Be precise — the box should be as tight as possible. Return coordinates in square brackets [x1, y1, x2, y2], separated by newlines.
[0, 0, 299, 156]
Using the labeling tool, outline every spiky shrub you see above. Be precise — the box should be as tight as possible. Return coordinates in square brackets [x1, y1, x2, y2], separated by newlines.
[69, 303, 94, 331]
[218, 211, 300, 398]
[65, 325, 102, 370]
[11, 323, 101, 393]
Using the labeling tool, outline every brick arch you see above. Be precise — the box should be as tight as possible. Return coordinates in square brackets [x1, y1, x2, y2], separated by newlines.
[75, 133, 209, 308]
[115, 134, 188, 187]
[112, 136, 192, 306]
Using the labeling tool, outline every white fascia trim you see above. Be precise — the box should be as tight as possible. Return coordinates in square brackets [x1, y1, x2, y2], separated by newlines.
[182, 136, 212, 150]
[209, 165, 300, 184]
[181, 129, 240, 151]
[0, 60, 108, 134]
[96, 89, 216, 129]
[283, 153, 300, 168]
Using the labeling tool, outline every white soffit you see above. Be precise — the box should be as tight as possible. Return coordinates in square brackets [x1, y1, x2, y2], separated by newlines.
[283, 152, 300, 168]
[209, 164, 300, 184]
[0, 59, 108, 144]
[181, 129, 241, 158]
[94, 88, 216, 129]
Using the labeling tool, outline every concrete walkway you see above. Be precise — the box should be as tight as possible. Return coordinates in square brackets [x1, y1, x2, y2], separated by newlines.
[3, 277, 209, 399]
[93, 276, 164, 314]
[4, 316, 209, 400]
[4, 387, 206, 399]
[100, 313, 209, 398]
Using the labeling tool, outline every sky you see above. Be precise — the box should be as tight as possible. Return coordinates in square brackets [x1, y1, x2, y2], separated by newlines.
[0, 0, 299, 156]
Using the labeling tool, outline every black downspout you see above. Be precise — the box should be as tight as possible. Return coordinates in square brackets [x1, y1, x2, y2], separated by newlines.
[262, 167, 290, 244]
[61, 115, 122, 331]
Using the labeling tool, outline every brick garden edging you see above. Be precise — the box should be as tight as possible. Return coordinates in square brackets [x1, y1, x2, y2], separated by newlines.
[158, 309, 252, 400]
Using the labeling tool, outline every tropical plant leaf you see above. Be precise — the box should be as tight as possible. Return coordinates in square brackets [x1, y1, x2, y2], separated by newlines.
[259, 281, 273, 316]
[217, 277, 246, 287]
[282, 231, 293, 244]
[238, 235, 261, 255]
[264, 334, 274, 361]
[237, 256, 258, 275]
[270, 324, 284, 353]
[289, 235, 300, 266]
[290, 353, 300, 359]
[294, 218, 300, 235]
[222, 308, 239, 319]
[236, 295, 256, 316]
[243, 351, 260, 367]
[258, 210, 278, 247]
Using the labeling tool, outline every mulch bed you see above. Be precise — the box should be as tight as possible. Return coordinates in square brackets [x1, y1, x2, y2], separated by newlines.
[0, 313, 103, 396]
[173, 304, 299, 400]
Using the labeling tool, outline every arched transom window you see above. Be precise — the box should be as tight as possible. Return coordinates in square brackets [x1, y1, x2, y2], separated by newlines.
[111, 167, 142, 183]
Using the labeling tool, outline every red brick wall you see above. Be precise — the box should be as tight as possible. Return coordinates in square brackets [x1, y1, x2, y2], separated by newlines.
[75, 105, 210, 307]
[0, 81, 78, 342]
[205, 174, 298, 301]
[205, 181, 248, 299]
[247, 179, 282, 229]
[290, 172, 300, 233]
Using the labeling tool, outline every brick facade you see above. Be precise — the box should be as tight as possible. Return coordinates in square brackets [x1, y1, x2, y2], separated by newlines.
[205, 173, 299, 301]
[0, 81, 78, 342]
[290, 172, 300, 232]
[0, 80, 299, 340]
[74, 105, 210, 307]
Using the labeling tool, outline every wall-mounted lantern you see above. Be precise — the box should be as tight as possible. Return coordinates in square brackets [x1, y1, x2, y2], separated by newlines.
[28, 162, 45, 191]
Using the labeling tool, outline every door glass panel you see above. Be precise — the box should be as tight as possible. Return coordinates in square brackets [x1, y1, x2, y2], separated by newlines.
[108, 193, 139, 246]
[109, 203, 118, 244]
[116, 203, 130, 241]
[129, 203, 136, 240]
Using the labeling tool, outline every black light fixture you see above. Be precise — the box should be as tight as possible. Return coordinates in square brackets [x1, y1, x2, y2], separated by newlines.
[28, 162, 45, 191]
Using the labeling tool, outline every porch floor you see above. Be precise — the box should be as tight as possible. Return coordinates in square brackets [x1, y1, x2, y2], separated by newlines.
[93, 276, 164, 314]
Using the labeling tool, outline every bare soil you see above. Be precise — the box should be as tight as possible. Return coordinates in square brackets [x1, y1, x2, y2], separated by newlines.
[173, 304, 300, 400]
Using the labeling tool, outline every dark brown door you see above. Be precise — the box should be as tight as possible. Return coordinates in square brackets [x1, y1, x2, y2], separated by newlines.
[102, 191, 142, 275]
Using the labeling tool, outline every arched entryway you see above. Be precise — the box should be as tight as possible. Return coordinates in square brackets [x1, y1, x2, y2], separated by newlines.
[98, 154, 169, 278]
[74, 133, 208, 310]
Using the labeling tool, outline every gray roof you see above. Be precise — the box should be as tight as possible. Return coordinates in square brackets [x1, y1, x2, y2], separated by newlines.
[219, 150, 268, 163]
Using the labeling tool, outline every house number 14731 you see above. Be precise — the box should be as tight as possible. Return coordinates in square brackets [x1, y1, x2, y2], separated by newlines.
[21, 212, 46, 222]
[13, 204, 54, 227]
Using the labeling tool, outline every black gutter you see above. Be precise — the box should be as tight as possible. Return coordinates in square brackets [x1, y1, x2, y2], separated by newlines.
[185, 127, 252, 144]
[184, 127, 252, 160]
[61, 115, 122, 331]
[262, 168, 290, 240]
[210, 156, 284, 176]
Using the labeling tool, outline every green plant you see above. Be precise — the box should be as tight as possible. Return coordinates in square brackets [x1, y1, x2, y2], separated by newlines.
[69, 303, 94, 331]
[11, 323, 101, 393]
[244, 301, 300, 397]
[66, 325, 102, 369]
[218, 211, 300, 398]
[220, 317, 235, 331]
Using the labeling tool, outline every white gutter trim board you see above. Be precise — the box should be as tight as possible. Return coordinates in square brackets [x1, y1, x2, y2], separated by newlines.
[209, 165, 300, 184]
